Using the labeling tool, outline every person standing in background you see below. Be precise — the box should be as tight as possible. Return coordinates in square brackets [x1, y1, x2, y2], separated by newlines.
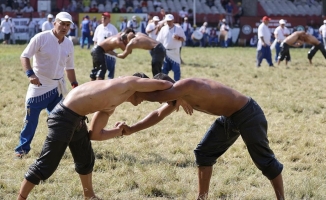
[273, 19, 290, 62]
[319, 20, 326, 49]
[14, 12, 78, 158]
[219, 19, 229, 48]
[9, 17, 16, 44]
[181, 17, 192, 46]
[256, 16, 274, 67]
[156, 14, 186, 81]
[26, 14, 36, 43]
[41, 14, 54, 31]
[80, 15, 92, 49]
[91, 12, 118, 80]
[199, 22, 208, 47]
[1, 15, 12, 44]
[146, 16, 160, 40]
[120, 17, 128, 32]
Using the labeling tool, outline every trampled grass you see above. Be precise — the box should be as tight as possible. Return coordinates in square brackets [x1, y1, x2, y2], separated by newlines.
[1, 44, 326, 199]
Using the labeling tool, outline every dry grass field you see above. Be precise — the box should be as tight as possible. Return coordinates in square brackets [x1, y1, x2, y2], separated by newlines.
[1, 44, 326, 200]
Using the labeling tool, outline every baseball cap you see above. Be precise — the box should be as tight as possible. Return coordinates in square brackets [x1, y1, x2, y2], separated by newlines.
[4, 15, 9, 19]
[153, 16, 160, 21]
[56, 12, 74, 24]
[184, 17, 188, 20]
[102, 12, 111, 18]
[262, 16, 271, 21]
[132, 15, 137, 20]
[222, 18, 226, 22]
[279, 19, 286, 24]
[47, 14, 53, 18]
[203, 22, 208, 26]
[165, 14, 174, 21]
[324, 20, 326, 24]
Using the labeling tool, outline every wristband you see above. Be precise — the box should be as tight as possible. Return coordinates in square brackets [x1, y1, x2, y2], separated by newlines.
[26, 69, 34, 77]
[71, 81, 78, 88]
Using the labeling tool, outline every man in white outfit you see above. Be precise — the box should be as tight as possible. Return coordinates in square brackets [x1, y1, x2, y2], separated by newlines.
[146, 16, 160, 40]
[256, 16, 274, 67]
[156, 14, 186, 81]
[1, 15, 12, 44]
[41, 14, 54, 31]
[14, 12, 78, 158]
[91, 12, 118, 80]
[273, 19, 290, 62]
[319, 20, 326, 49]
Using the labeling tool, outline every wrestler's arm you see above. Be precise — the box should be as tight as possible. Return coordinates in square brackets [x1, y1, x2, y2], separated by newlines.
[122, 103, 177, 135]
[291, 39, 304, 47]
[89, 109, 123, 141]
[129, 76, 173, 92]
[116, 40, 134, 59]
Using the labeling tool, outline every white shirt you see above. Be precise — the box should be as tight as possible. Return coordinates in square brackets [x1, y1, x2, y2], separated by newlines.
[319, 24, 326, 37]
[257, 22, 271, 50]
[274, 26, 290, 42]
[27, 20, 36, 29]
[156, 24, 186, 63]
[42, 21, 53, 31]
[179, 10, 188, 18]
[146, 22, 158, 40]
[1, 20, 12, 34]
[93, 23, 118, 44]
[181, 22, 191, 32]
[21, 30, 75, 79]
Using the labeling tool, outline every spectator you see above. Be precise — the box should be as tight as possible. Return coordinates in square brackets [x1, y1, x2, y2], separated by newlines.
[225, 1, 233, 27]
[181, 17, 192, 46]
[156, 14, 186, 81]
[206, 0, 215, 8]
[120, 3, 127, 13]
[21, 2, 34, 13]
[153, 0, 162, 10]
[127, 6, 133, 13]
[1, 15, 12, 44]
[219, 19, 229, 47]
[83, 0, 91, 8]
[134, 4, 143, 13]
[208, 27, 218, 47]
[199, 22, 209, 47]
[141, 0, 148, 7]
[256, 16, 274, 67]
[146, 15, 160, 40]
[233, 2, 243, 26]
[125, 0, 134, 9]
[112, 3, 121, 13]
[41, 14, 54, 32]
[37, 11, 47, 33]
[15, 7, 23, 18]
[179, 7, 188, 19]
[89, 4, 99, 13]
[12, 0, 20, 11]
[119, 17, 127, 32]
[273, 19, 290, 62]
[91, 12, 118, 80]
[76, 3, 84, 12]
[112, 0, 119, 5]
[221, 0, 228, 8]
[319, 20, 326, 49]
[9, 17, 16, 44]
[140, 16, 147, 34]
[26, 14, 37, 43]
[68, 22, 77, 42]
[250, 35, 258, 47]
[80, 15, 92, 49]
[127, 15, 139, 31]
[91, 17, 99, 33]
[187, 8, 194, 25]
[65, 1, 77, 12]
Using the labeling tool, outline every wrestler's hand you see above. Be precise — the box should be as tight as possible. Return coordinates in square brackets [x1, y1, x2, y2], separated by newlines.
[115, 121, 132, 135]
[175, 99, 193, 115]
[29, 74, 42, 87]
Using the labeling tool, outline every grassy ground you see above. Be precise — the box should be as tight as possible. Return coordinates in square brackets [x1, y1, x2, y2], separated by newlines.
[1, 44, 326, 199]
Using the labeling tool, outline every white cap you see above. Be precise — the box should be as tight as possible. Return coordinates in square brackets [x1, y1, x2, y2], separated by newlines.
[132, 15, 137, 20]
[55, 12, 73, 24]
[4, 15, 8, 19]
[153, 16, 160, 21]
[279, 19, 286, 24]
[203, 22, 207, 26]
[222, 18, 226, 22]
[324, 20, 326, 24]
[47, 14, 53, 18]
[165, 14, 174, 21]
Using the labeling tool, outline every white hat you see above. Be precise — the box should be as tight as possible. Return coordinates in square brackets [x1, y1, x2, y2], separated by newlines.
[203, 22, 208, 26]
[4, 15, 9, 19]
[279, 19, 286, 24]
[153, 16, 160, 21]
[55, 12, 73, 24]
[132, 15, 137, 20]
[222, 18, 226, 22]
[165, 14, 174, 21]
[324, 20, 326, 24]
[47, 14, 53, 18]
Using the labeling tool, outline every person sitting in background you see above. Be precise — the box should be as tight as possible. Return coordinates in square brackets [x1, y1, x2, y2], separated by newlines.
[125, 0, 134, 9]
[153, 0, 162, 10]
[250, 35, 258, 47]
[21, 2, 34, 13]
[134, 4, 143, 13]
[206, 0, 215, 8]
[112, 3, 121, 13]
[178, 6, 188, 19]
[15, 7, 23, 18]
[120, 3, 127, 13]
[233, 2, 243, 26]
[209, 27, 218, 47]
[89, 4, 99, 13]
